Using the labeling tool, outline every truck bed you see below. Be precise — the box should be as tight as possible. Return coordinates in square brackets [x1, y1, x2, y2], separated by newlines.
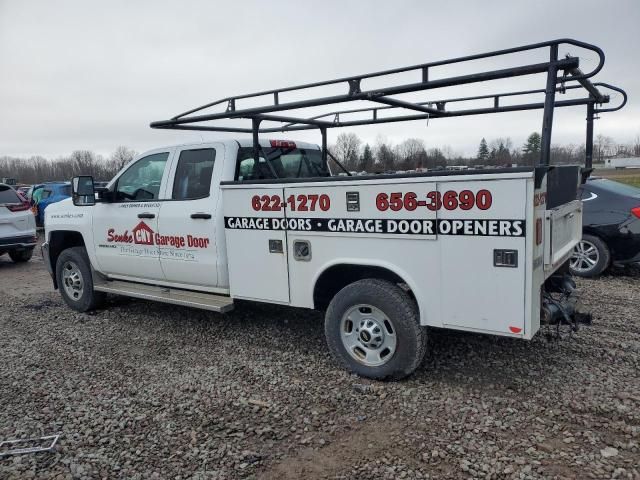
[221, 166, 582, 340]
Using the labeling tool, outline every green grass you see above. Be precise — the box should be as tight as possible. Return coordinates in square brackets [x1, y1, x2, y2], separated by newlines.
[601, 175, 640, 188]
[593, 168, 640, 188]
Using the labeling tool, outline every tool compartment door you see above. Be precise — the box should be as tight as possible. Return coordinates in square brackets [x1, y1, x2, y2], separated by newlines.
[439, 179, 527, 335]
[222, 187, 290, 303]
[544, 200, 582, 274]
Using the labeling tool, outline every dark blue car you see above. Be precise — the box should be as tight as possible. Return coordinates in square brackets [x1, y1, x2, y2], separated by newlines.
[31, 182, 71, 227]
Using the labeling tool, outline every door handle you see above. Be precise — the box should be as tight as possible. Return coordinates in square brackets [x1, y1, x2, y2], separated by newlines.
[137, 212, 155, 219]
[191, 213, 212, 219]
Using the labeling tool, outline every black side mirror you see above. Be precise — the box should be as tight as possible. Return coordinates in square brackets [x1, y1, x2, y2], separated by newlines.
[72, 176, 96, 206]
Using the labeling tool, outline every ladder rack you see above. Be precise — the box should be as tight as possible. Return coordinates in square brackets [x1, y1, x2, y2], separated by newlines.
[150, 38, 626, 172]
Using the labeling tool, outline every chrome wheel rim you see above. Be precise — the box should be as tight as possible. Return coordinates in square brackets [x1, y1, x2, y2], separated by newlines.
[340, 304, 397, 367]
[61, 261, 84, 301]
[570, 240, 599, 273]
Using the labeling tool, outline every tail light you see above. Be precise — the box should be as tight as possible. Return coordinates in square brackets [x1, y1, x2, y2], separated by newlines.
[536, 218, 543, 245]
[632, 206, 640, 219]
[6, 202, 31, 212]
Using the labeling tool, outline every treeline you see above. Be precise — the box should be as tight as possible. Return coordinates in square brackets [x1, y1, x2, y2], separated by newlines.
[330, 132, 640, 172]
[3, 132, 640, 184]
[0, 146, 137, 184]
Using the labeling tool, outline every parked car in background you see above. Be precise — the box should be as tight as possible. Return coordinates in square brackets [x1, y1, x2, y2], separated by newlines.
[570, 177, 640, 276]
[31, 182, 71, 227]
[16, 186, 30, 198]
[0, 183, 37, 262]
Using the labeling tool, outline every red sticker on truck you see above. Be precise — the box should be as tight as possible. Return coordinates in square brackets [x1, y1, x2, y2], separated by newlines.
[534, 192, 547, 207]
[252, 194, 331, 212]
[376, 190, 492, 212]
[249, 190, 493, 212]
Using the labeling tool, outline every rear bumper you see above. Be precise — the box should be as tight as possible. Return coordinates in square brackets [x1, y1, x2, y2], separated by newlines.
[615, 250, 640, 265]
[0, 234, 38, 250]
[611, 231, 640, 265]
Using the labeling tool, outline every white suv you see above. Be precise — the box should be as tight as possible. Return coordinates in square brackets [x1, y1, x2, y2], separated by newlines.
[0, 183, 37, 262]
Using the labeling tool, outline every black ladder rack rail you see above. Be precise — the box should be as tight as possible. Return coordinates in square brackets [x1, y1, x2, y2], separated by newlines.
[150, 38, 627, 173]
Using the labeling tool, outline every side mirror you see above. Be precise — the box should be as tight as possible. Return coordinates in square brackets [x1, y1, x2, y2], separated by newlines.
[72, 176, 96, 206]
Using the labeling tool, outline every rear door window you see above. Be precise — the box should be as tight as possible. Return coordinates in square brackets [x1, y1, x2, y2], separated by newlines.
[0, 185, 21, 203]
[172, 149, 216, 200]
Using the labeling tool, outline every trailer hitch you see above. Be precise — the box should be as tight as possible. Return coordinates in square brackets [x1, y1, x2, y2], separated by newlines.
[541, 273, 591, 339]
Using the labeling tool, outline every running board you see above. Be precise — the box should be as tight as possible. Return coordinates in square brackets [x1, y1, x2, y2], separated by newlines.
[93, 279, 234, 313]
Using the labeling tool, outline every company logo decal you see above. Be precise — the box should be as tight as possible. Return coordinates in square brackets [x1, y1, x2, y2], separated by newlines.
[106, 221, 210, 249]
[133, 221, 154, 245]
[224, 217, 525, 237]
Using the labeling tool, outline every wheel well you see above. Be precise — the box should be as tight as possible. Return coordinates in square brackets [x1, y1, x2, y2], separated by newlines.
[313, 264, 413, 310]
[581, 228, 601, 239]
[49, 231, 85, 288]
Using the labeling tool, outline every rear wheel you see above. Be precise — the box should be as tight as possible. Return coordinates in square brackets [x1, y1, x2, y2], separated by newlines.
[55, 246, 105, 311]
[9, 248, 33, 263]
[570, 234, 610, 277]
[325, 279, 427, 380]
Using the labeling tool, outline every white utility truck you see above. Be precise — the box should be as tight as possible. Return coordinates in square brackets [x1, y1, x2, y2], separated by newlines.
[43, 40, 626, 379]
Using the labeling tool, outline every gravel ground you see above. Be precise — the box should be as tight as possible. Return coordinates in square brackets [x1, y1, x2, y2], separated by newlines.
[0, 248, 639, 479]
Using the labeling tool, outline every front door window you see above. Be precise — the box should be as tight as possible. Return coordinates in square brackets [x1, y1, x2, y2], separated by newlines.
[115, 152, 169, 201]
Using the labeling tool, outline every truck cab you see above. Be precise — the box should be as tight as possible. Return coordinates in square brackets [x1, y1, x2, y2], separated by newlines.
[43, 139, 323, 295]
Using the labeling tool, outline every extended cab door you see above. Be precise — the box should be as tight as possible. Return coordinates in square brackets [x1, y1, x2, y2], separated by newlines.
[91, 149, 172, 281]
[157, 145, 222, 288]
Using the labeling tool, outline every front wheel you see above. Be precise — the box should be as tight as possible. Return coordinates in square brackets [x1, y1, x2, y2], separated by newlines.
[569, 234, 610, 277]
[324, 279, 427, 380]
[55, 246, 105, 311]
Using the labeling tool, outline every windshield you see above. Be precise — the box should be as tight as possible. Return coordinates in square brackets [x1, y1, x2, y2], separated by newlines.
[236, 147, 327, 181]
[590, 178, 640, 198]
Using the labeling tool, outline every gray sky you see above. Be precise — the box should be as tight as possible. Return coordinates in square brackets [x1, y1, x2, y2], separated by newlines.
[1, 0, 638, 159]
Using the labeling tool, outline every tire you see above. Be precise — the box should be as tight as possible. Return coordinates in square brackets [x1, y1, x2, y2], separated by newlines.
[9, 247, 33, 263]
[569, 234, 611, 277]
[324, 278, 427, 380]
[55, 246, 105, 312]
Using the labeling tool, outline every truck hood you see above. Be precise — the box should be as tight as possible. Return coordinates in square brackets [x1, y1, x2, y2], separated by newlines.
[46, 197, 74, 214]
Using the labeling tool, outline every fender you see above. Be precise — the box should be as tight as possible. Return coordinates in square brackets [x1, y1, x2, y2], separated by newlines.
[309, 257, 428, 325]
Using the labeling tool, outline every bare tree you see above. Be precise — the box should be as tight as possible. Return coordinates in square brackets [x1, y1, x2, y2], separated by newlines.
[396, 138, 427, 170]
[332, 133, 362, 171]
[110, 146, 138, 171]
[594, 134, 614, 163]
[0, 149, 126, 184]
